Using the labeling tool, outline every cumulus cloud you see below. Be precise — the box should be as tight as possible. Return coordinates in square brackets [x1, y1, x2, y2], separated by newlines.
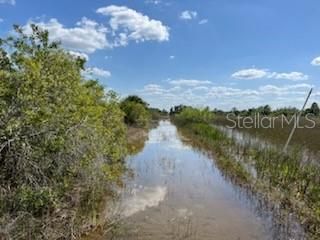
[96, 5, 169, 46]
[232, 68, 308, 81]
[84, 67, 111, 78]
[168, 79, 212, 87]
[206, 86, 260, 98]
[258, 84, 312, 95]
[311, 56, 320, 66]
[0, 0, 15, 5]
[193, 86, 209, 91]
[22, 6, 169, 56]
[232, 68, 268, 79]
[179, 10, 198, 20]
[198, 19, 208, 25]
[269, 72, 309, 81]
[68, 51, 89, 61]
[142, 84, 167, 95]
[23, 18, 109, 53]
[121, 186, 167, 217]
[137, 80, 316, 110]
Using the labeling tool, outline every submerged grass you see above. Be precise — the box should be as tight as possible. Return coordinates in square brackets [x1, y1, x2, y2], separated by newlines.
[173, 110, 320, 239]
[177, 122, 251, 185]
[214, 116, 320, 155]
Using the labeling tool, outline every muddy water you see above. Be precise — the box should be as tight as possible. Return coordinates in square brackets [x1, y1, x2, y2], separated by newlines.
[97, 121, 306, 239]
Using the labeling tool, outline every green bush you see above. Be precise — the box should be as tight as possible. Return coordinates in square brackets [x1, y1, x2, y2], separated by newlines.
[15, 186, 58, 216]
[0, 25, 127, 238]
[121, 96, 151, 127]
[174, 107, 214, 125]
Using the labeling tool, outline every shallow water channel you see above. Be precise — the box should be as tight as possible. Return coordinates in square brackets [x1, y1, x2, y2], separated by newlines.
[91, 120, 306, 239]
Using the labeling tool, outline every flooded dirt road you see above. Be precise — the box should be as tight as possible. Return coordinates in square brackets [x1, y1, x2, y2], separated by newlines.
[94, 120, 305, 240]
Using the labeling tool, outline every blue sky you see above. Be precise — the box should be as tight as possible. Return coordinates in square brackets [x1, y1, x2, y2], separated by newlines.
[1, 0, 320, 110]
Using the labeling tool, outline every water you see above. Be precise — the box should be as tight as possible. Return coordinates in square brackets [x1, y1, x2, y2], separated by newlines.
[88, 120, 306, 239]
[215, 124, 320, 166]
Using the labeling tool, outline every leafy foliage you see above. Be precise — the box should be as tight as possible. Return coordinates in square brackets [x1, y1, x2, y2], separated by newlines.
[309, 102, 320, 116]
[122, 95, 149, 108]
[120, 95, 151, 127]
[0, 25, 127, 239]
[174, 107, 214, 125]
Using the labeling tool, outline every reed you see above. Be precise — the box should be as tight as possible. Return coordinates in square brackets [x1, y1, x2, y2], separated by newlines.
[173, 110, 320, 239]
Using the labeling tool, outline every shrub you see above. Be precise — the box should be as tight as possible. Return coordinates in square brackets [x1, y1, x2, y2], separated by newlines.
[121, 96, 151, 127]
[174, 107, 214, 125]
[0, 25, 127, 238]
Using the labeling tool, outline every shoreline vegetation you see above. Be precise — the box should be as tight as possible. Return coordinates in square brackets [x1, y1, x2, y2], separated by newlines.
[172, 106, 320, 239]
[1, 24, 320, 240]
[0, 25, 163, 239]
[214, 116, 320, 155]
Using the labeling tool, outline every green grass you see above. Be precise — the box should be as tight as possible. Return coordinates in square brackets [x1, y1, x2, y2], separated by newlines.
[214, 116, 320, 154]
[174, 120, 251, 186]
[173, 114, 320, 239]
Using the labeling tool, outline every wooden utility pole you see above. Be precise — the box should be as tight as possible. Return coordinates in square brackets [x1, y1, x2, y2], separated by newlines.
[283, 88, 313, 153]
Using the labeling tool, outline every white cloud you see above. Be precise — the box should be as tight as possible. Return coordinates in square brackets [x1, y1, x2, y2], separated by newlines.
[168, 79, 212, 87]
[199, 19, 208, 25]
[145, 0, 162, 5]
[137, 80, 316, 110]
[193, 86, 209, 91]
[84, 67, 111, 78]
[169, 55, 175, 60]
[96, 5, 169, 46]
[0, 0, 15, 5]
[179, 10, 198, 20]
[207, 86, 260, 98]
[69, 51, 89, 61]
[0, 18, 3, 23]
[22, 6, 169, 56]
[121, 186, 167, 218]
[269, 72, 309, 81]
[143, 84, 166, 95]
[144, 0, 172, 7]
[258, 84, 312, 95]
[23, 18, 109, 53]
[311, 56, 320, 66]
[232, 68, 268, 79]
[232, 68, 309, 81]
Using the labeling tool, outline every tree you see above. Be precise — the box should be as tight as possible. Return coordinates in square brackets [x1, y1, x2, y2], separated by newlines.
[122, 95, 149, 108]
[263, 105, 272, 115]
[0, 25, 127, 238]
[310, 102, 320, 116]
[231, 107, 240, 116]
[120, 95, 151, 127]
[169, 105, 187, 115]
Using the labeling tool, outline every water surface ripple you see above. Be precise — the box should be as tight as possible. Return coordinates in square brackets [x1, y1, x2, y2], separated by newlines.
[111, 120, 305, 240]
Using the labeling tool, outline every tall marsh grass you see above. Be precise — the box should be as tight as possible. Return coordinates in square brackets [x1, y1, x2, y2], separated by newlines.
[173, 108, 320, 238]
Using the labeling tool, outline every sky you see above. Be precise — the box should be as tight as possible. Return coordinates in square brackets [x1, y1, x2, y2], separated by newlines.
[1, 0, 320, 110]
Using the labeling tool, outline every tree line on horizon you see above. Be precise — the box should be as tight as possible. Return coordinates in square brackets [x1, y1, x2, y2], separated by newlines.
[169, 102, 320, 117]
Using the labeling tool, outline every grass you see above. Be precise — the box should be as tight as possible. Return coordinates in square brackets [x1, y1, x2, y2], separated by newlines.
[175, 121, 251, 186]
[173, 116, 320, 239]
[214, 116, 320, 154]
